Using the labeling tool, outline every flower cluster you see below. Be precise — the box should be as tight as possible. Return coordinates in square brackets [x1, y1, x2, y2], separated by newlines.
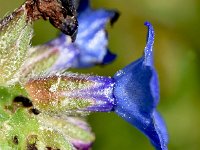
[0, 0, 168, 150]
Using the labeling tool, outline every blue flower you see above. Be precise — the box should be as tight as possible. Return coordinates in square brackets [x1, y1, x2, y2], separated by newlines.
[113, 22, 168, 150]
[73, 0, 119, 67]
[25, 22, 168, 150]
[27, 0, 119, 74]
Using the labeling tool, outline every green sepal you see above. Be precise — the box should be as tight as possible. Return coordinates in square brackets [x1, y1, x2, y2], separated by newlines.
[19, 45, 59, 82]
[25, 73, 94, 115]
[37, 129, 73, 150]
[38, 114, 95, 148]
[0, 6, 33, 85]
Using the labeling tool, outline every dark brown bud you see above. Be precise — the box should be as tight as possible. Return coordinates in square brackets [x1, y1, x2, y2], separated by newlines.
[25, 0, 78, 40]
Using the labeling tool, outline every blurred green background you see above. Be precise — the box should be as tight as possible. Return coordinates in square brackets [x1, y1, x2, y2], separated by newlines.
[0, 0, 200, 149]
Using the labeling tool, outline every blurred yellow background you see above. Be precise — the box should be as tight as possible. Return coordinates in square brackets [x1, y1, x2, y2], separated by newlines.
[1, 0, 200, 149]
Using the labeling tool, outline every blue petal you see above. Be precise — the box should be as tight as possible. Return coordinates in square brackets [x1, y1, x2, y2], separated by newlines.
[71, 1, 119, 67]
[113, 22, 168, 150]
[144, 22, 155, 66]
